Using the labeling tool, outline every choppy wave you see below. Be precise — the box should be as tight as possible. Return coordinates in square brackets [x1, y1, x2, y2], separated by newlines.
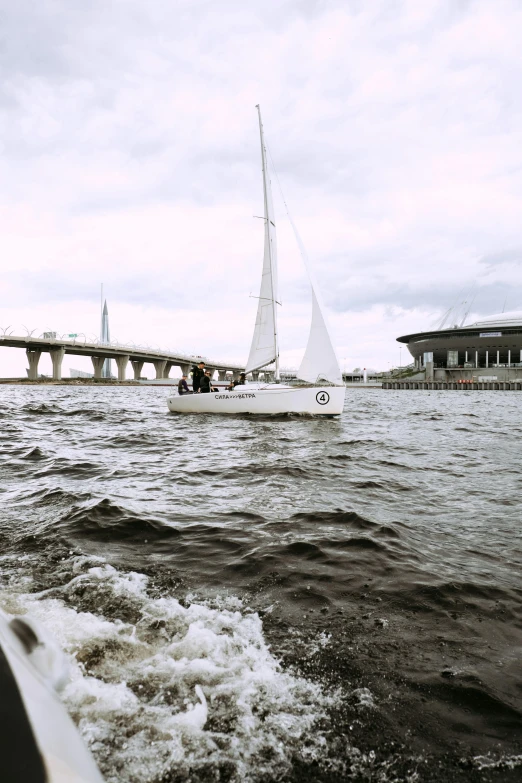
[2, 556, 338, 783]
[1, 385, 521, 781]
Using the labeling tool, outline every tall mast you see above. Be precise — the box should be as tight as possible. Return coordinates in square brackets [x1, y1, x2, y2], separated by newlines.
[256, 105, 280, 381]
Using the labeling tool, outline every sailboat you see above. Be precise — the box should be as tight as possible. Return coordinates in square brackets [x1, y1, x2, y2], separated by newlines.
[167, 106, 345, 416]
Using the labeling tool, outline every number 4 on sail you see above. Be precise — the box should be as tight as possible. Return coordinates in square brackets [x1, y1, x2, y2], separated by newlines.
[167, 106, 345, 417]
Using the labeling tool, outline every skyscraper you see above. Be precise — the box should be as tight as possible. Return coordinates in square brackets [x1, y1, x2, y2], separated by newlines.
[100, 300, 112, 378]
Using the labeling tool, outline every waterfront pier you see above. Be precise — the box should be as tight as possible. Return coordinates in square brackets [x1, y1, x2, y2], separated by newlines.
[384, 380, 522, 390]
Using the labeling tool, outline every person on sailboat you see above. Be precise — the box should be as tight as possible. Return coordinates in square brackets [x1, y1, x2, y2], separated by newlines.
[198, 370, 218, 393]
[178, 374, 191, 395]
[191, 361, 205, 392]
[226, 372, 246, 390]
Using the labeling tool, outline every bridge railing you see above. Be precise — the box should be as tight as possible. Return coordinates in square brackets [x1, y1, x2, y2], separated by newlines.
[0, 329, 299, 374]
[0, 331, 250, 372]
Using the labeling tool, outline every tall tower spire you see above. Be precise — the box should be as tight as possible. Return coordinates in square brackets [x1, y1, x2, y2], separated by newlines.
[100, 299, 112, 378]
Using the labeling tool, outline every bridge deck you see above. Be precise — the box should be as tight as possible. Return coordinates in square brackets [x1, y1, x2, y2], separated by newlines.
[0, 335, 288, 382]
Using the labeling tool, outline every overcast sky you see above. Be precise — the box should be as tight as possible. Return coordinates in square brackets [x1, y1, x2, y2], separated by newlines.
[1, 0, 522, 377]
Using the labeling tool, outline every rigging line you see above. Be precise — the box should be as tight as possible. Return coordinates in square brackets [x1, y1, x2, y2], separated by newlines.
[265, 141, 316, 276]
[265, 141, 342, 381]
[249, 295, 282, 305]
[265, 141, 324, 303]
[266, 143, 293, 228]
[253, 215, 276, 226]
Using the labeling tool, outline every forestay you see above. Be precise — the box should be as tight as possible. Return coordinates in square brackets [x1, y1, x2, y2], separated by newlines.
[289, 218, 343, 386]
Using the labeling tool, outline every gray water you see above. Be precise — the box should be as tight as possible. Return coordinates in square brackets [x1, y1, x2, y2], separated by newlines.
[0, 385, 521, 781]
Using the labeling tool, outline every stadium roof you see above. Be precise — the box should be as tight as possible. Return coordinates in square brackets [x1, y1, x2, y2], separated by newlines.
[397, 310, 522, 344]
[467, 311, 522, 328]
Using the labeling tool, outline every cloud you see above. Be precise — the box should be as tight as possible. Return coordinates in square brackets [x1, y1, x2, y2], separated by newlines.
[478, 249, 522, 268]
[1, 0, 522, 376]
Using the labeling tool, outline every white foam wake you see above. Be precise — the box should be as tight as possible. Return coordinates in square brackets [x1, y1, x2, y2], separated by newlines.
[1, 556, 334, 782]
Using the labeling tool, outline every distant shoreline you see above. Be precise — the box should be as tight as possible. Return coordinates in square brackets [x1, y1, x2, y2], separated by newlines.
[0, 378, 142, 386]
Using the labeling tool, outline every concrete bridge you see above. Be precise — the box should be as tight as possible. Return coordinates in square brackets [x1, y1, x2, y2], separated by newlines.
[0, 334, 279, 382]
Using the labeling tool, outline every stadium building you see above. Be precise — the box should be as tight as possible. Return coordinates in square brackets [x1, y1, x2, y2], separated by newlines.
[397, 311, 522, 382]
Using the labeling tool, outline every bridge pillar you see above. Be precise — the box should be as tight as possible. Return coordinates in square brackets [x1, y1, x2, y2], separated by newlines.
[164, 361, 174, 379]
[115, 355, 129, 382]
[153, 360, 167, 379]
[131, 360, 144, 380]
[26, 349, 42, 380]
[50, 347, 65, 380]
[91, 356, 105, 379]
[252, 371, 259, 382]
[233, 371, 241, 381]
[179, 363, 190, 377]
[218, 370, 227, 381]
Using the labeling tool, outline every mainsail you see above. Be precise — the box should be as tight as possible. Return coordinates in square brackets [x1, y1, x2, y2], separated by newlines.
[245, 106, 279, 377]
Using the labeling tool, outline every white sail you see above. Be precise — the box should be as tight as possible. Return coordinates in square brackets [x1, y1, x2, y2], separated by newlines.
[292, 221, 343, 386]
[245, 106, 279, 376]
[298, 285, 343, 385]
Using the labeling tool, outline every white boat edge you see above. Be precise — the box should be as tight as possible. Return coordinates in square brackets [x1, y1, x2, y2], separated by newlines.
[0, 609, 105, 782]
[167, 385, 345, 416]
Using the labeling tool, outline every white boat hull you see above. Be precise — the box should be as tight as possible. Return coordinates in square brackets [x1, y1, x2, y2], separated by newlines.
[167, 385, 345, 416]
